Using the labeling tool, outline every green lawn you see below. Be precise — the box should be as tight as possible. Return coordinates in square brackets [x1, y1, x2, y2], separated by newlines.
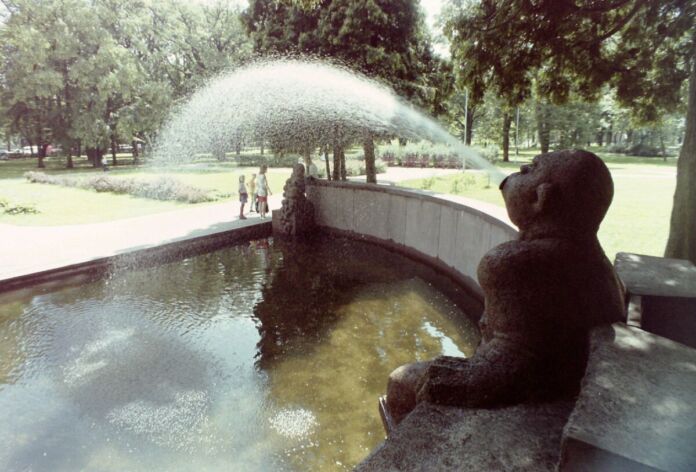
[0, 155, 291, 225]
[0, 150, 678, 262]
[399, 149, 677, 261]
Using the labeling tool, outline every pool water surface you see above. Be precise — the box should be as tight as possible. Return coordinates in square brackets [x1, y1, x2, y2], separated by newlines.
[0, 236, 479, 471]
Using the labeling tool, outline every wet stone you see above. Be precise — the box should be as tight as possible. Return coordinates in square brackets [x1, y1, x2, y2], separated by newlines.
[357, 401, 573, 472]
[559, 323, 696, 472]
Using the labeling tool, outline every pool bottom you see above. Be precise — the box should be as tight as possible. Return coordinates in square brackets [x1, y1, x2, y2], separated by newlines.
[0, 236, 480, 471]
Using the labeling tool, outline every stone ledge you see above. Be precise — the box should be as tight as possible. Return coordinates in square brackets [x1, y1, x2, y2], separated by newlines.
[559, 323, 696, 472]
[356, 401, 574, 472]
[614, 252, 696, 348]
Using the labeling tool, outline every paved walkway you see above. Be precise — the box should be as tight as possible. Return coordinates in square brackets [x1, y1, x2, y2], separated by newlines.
[0, 167, 488, 284]
[0, 196, 283, 283]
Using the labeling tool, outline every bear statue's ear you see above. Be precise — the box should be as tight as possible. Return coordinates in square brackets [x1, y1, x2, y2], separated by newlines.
[533, 182, 555, 214]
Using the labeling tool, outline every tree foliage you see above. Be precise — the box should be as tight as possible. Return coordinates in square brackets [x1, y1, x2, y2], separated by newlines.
[0, 0, 251, 167]
[445, 0, 696, 262]
[242, 0, 437, 182]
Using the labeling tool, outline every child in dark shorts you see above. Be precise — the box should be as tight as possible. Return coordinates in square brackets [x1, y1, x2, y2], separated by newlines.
[239, 174, 248, 220]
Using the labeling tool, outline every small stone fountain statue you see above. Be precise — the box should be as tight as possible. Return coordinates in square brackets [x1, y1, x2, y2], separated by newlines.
[276, 163, 315, 239]
[386, 150, 626, 426]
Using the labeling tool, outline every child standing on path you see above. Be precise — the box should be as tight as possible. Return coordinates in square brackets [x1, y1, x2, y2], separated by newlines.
[238, 174, 248, 220]
[249, 173, 257, 213]
[257, 165, 271, 218]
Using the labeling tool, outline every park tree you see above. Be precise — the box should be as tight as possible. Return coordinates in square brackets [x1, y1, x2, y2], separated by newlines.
[0, 0, 251, 167]
[444, 0, 696, 263]
[242, 0, 434, 182]
[0, 0, 77, 167]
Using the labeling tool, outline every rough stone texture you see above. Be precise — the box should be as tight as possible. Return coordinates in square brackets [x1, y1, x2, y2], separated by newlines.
[614, 252, 696, 348]
[560, 323, 696, 472]
[614, 252, 696, 298]
[389, 150, 626, 419]
[356, 401, 574, 472]
[276, 164, 314, 239]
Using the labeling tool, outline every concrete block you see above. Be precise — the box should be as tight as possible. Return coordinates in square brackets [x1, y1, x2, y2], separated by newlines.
[404, 199, 441, 259]
[357, 401, 573, 472]
[559, 323, 696, 472]
[614, 252, 696, 348]
[455, 211, 488, 280]
[354, 190, 390, 241]
[331, 187, 355, 232]
[387, 195, 407, 246]
[437, 205, 459, 269]
[308, 186, 332, 227]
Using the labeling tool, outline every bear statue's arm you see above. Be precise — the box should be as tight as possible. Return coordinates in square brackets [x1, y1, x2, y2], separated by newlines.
[416, 241, 556, 408]
[415, 337, 540, 408]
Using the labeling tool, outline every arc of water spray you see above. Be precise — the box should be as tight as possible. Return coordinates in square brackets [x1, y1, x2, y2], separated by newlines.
[153, 58, 506, 185]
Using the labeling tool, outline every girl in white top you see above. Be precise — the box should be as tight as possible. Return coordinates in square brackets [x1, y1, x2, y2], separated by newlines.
[257, 165, 271, 218]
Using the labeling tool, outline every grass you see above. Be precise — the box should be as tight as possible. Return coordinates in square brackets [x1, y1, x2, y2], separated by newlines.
[0, 148, 678, 262]
[0, 155, 291, 225]
[399, 148, 677, 261]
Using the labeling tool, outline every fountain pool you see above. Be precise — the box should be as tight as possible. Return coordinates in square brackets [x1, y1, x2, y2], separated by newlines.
[0, 236, 479, 471]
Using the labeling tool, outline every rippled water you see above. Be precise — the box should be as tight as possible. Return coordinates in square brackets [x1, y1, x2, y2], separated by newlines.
[0, 237, 479, 471]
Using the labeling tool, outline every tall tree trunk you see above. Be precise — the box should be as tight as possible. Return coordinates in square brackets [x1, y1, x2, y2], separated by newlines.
[502, 112, 511, 162]
[66, 151, 73, 169]
[332, 143, 341, 181]
[37, 144, 46, 168]
[465, 109, 474, 145]
[665, 48, 696, 264]
[111, 136, 118, 166]
[660, 132, 667, 162]
[132, 139, 139, 165]
[260, 140, 264, 155]
[340, 148, 346, 181]
[302, 147, 311, 168]
[87, 147, 103, 168]
[363, 132, 376, 183]
[324, 145, 331, 180]
[536, 102, 551, 153]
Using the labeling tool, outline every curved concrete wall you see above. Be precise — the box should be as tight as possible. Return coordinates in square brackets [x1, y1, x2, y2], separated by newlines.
[306, 180, 518, 297]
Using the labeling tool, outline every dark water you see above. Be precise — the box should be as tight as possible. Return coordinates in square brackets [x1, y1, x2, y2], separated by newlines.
[0, 236, 479, 471]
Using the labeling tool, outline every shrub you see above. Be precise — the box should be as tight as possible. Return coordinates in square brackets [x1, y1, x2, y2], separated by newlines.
[420, 177, 436, 190]
[25, 171, 215, 203]
[378, 142, 465, 169]
[344, 159, 387, 177]
[0, 197, 39, 214]
[472, 146, 499, 164]
[604, 144, 628, 154]
[449, 173, 480, 194]
[233, 153, 300, 168]
[626, 143, 663, 157]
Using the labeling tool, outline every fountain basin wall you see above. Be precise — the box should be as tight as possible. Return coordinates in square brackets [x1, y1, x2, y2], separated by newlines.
[305, 179, 517, 307]
[0, 221, 272, 295]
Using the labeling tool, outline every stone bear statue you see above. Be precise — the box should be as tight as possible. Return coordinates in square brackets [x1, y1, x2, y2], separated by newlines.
[278, 163, 314, 239]
[386, 150, 626, 425]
